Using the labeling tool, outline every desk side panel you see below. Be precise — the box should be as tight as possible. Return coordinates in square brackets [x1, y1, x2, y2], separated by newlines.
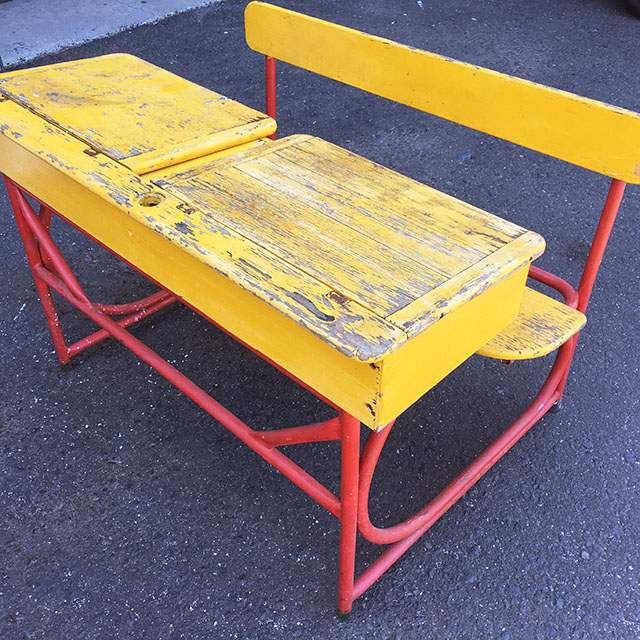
[375, 266, 528, 428]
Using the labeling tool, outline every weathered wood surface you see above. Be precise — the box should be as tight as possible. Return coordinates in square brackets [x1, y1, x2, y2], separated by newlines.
[0, 54, 546, 427]
[246, 1, 640, 183]
[156, 134, 542, 326]
[477, 287, 586, 359]
[0, 54, 276, 174]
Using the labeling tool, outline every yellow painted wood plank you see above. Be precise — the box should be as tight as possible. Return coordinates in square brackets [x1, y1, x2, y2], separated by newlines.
[376, 267, 528, 428]
[387, 231, 543, 336]
[158, 135, 540, 321]
[274, 137, 524, 256]
[157, 137, 437, 316]
[0, 54, 276, 174]
[0, 100, 404, 364]
[245, 2, 640, 183]
[242, 137, 514, 273]
[476, 287, 586, 359]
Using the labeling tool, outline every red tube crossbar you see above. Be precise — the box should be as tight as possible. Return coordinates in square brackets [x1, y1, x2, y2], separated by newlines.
[356, 342, 571, 546]
[67, 293, 176, 356]
[258, 417, 341, 447]
[337, 412, 361, 617]
[94, 290, 174, 316]
[33, 260, 344, 518]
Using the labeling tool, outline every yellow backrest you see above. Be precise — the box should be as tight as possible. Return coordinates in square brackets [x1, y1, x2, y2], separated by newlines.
[245, 2, 640, 184]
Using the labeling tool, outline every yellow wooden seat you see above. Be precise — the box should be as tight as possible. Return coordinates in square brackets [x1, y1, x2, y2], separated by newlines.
[477, 287, 586, 360]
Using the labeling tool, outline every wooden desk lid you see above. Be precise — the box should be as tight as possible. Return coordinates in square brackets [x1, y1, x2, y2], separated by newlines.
[0, 54, 276, 174]
[155, 135, 545, 340]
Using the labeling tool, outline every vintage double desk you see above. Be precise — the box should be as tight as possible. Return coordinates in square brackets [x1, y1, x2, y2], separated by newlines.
[2, 1, 637, 617]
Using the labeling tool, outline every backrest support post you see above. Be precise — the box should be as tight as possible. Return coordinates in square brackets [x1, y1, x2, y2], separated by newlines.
[576, 178, 626, 314]
[265, 55, 276, 139]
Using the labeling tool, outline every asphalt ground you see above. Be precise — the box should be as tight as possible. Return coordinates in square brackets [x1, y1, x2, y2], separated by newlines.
[0, 0, 218, 67]
[0, 1, 639, 638]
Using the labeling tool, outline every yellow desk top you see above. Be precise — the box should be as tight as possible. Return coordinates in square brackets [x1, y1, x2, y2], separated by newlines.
[0, 55, 544, 428]
[0, 54, 276, 174]
[153, 134, 544, 354]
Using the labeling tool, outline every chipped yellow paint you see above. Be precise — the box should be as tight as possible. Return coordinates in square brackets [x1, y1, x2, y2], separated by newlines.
[145, 139, 269, 181]
[0, 56, 544, 429]
[477, 287, 586, 359]
[0, 54, 276, 174]
[245, 2, 640, 183]
[0, 100, 390, 427]
[157, 135, 541, 323]
[388, 232, 544, 337]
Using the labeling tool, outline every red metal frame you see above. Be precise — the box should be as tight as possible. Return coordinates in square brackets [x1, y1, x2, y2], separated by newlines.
[2, 157, 625, 617]
[265, 56, 277, 139]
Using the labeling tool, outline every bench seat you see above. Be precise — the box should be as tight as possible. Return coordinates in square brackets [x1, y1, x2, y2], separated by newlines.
[477, 286, 586, 360]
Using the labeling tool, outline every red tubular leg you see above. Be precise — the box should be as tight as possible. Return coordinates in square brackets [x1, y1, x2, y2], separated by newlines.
[6, 178, 179, 365]
[554, 178, 625, 400]
[5, 177, 72, 367]
[38, 204, 53, 230]
[11, 182, 89, 302]
[526, 179, 624, 405]
[265, 56, 276, 140]
[37, 204, 56, 273]
[353, 356, 572, 599]
[337, 411, 360, 619]
[354, 404, 564, 597]
[356, 338, 573, 548]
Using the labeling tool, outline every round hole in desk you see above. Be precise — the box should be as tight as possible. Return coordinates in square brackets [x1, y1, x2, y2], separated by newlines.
[137, 192, 165, 207]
